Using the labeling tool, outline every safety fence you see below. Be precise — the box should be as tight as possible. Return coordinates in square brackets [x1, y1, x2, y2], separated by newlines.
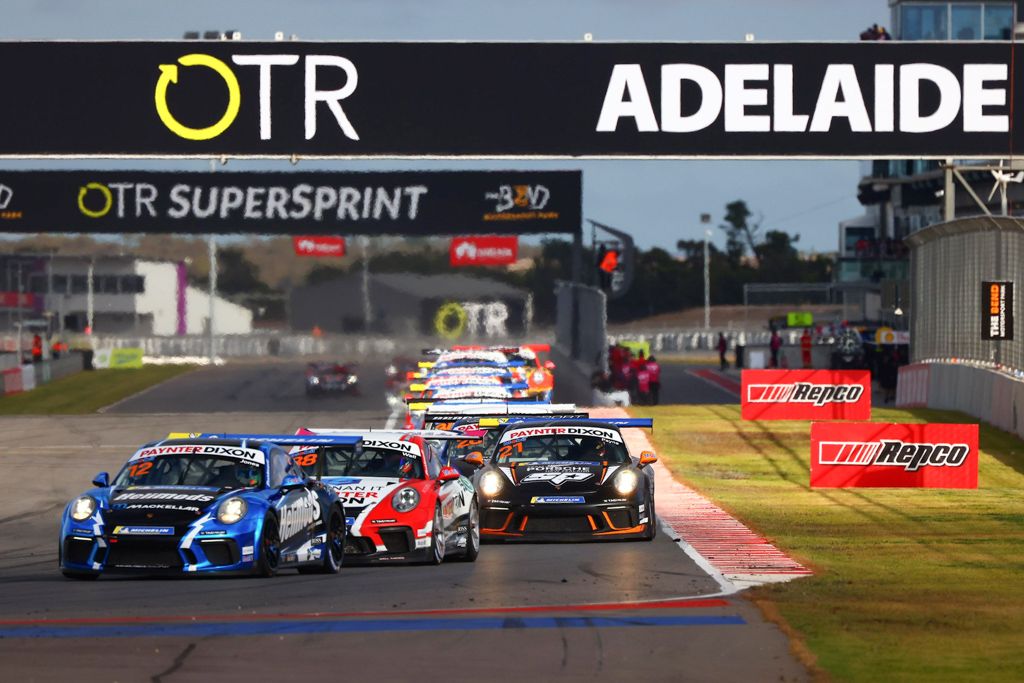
[606, 329, 799, 354]
[897, 361, 1024, 442]
[907, 215, 1024, 371]
[554, 281, 607, 369]
[1, 353, 84, 396]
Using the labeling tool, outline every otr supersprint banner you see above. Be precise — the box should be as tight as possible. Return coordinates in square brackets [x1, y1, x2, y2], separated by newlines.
[0, 42, 1020, 158]
[0, 170, 581, 235]
[810, 422, 979, 488]
[742, 369, 871, 421]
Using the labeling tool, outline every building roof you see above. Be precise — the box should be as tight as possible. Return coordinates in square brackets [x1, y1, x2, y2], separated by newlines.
[371, 272, 525, 299]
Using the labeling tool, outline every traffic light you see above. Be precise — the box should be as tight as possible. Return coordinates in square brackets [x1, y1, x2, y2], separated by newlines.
[595, 243, 619, 290]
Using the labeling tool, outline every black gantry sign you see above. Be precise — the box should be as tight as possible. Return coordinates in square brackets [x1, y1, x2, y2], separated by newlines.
[982, 281, 1014, 340]
[0, 170, 581, 234]
[0, 41, 1019, 158]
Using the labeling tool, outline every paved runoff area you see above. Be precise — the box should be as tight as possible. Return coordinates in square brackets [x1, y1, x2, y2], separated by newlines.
[0, 363, 808, 682]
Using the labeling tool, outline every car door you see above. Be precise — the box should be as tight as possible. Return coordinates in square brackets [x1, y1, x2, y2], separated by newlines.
[429, 442, 470, 545]
[271, 449, 321, 564]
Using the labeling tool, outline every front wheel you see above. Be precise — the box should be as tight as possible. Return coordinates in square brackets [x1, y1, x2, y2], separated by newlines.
[641, 496, 657, 541]
[255, 513, 281, 577]
[459, 498, 480, 562]
[427, 504, 445, 565]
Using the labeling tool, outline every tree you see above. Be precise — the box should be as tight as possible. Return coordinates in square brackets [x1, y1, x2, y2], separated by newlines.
[214, 247, 269, 295]
[719, 200, 763, 267]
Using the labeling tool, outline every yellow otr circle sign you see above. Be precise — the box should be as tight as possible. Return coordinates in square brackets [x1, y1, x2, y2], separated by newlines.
[155, 54, 241, 141]
[434, 302, 467, 340]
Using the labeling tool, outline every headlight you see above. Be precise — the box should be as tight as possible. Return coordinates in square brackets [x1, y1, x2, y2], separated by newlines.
[217, 497, 247, 524]
[347, 375, 358, 384]
[386, 365, 397, 375]
[480, 470, 503, 497]
[309, 376, 320, 385]
[392, 487, 420, 513]
[613, 469, 640, 495]
[70, 495, 96, 521]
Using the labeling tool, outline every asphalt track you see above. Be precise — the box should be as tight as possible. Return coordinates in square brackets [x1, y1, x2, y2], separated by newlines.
[0, 364, 806, 682]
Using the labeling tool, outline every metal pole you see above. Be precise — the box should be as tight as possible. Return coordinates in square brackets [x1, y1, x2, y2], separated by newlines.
[208, 234, 217, 364]
[15, 262, 23, 363]
[361, 236, 372, 331]
[944, 158, 955, 221]
[86, 259, 94, 334]
[703, 229, 711, 329]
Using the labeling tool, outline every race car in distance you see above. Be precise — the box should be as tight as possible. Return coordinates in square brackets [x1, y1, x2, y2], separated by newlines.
[306, 362, 359, 397]
[291, 428, 479, 564]
[450, 344, 556, 400]
[469, 419, 658, 541]
[59, 435, 356, 579]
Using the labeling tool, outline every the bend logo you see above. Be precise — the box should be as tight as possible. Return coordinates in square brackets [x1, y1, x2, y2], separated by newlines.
[153, 52, 359, 141]
[485, 185, 549, 213]
[747, 382, 863, 406]
[818, 440, 970, 471]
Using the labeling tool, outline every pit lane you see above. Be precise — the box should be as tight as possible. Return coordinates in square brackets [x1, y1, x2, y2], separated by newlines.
[0, 365, 804, 682]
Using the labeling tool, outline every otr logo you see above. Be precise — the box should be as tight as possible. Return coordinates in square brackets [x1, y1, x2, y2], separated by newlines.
[153, 53, 360, 142]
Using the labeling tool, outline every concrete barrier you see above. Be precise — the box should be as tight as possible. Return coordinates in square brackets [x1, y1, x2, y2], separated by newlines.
[897, 361, 1024, 440]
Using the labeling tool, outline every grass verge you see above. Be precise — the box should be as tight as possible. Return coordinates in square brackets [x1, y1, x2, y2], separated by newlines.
[629, 404, 1024, 682]
[0, 365, 195, 414]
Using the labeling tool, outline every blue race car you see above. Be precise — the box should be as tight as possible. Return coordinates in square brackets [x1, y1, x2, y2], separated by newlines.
[58, 434, 359, 579]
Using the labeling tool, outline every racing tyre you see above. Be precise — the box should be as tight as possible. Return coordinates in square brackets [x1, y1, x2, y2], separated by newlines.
[427, 503, 445, 565]
[642, 496, 657, 542]
[255, 513, 281, 578]
[459, 498, 480, 562]
[299, 506, 345, 575]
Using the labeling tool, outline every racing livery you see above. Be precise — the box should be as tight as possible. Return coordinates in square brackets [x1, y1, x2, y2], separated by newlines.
[58, 436, 352, 579]
[468, 419, 659, 541]
[293, 429, 480, 564]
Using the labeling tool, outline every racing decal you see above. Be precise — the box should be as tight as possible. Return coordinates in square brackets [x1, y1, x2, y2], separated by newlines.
[360, 439, 422, 456]
[114, 492, 215, 502]
[328, 478, 403, 508]
[112, 526, 174, 535]
[810, 422, 978, 488]
[131, 444, 266, 464]
[741, 369, 871, 421]
[530, 496, 585, 504]
[500, 426, 624, 443]
[520, 471, 595, 487]
[278, 491, 322, 541]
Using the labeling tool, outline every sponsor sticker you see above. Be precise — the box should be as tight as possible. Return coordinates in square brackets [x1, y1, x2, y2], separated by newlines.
[742, 369, 871, 421]
[500, 425, 623, 443]
[530, 496, 585, 504]
[112, 526, 175, 536]
[810, 422, 978, 488]
[130, 444, 266, 464]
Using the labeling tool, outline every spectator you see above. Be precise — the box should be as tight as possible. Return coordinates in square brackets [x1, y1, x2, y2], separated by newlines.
[31, 334, 43, 363]
[770, 329, 782, 368]
[801, 328, 813, 368]
[717, 332, 728, 370]
[646, 354, 661, 405]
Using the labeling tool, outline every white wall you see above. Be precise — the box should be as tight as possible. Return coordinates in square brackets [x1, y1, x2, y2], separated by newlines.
[184, 286, 252, 335]
[134, 261, 181, 335]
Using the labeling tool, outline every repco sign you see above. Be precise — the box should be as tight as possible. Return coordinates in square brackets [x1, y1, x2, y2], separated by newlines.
[741, 369, 871, 420]
[811, 422, 978, 488]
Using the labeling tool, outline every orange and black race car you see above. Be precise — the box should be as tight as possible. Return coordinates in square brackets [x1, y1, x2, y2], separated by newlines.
[468, 419, 659, 542]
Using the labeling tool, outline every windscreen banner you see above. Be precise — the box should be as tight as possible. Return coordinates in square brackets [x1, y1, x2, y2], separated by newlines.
[741, 369, 871, 420]
[810, 422, 979, 488]
[0, 41, 1018, 158]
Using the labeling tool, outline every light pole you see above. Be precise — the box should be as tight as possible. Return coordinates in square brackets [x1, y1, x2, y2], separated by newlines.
[703, 230, 711, 329]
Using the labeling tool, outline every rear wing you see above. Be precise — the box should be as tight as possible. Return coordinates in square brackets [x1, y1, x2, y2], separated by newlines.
[299, 428, 468, 441]
[183, 433, 364, 447]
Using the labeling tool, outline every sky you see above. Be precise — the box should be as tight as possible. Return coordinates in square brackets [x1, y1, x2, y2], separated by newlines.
[0, 0, 893, 252]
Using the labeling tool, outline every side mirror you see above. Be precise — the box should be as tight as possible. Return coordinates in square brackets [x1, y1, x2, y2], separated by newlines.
[638, 451, 658, 468]
[438, 466, 461, 482]
[544, 360, 556, 370]
[92, 471, 110, 487]
[463, 452, 485, 468]
[280, 475, 305, 489]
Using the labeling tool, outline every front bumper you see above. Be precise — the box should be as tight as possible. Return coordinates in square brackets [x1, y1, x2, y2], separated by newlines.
[341, 524, 433, 564]
[59, 523, 260, 576]
[479, 499, 650, 541]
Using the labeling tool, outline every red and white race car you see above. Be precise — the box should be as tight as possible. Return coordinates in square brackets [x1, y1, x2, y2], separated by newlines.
[293, 428, 479, 565]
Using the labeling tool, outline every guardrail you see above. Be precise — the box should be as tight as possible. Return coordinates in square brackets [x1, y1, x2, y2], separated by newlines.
[607, 329, 801, 353]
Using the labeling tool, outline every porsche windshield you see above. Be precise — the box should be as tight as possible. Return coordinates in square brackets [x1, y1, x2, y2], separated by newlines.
[494, 435, 630, 465]
[444, 430, 499, 461]
[113, 455, 265, 489]
[299, 447, 424, 479]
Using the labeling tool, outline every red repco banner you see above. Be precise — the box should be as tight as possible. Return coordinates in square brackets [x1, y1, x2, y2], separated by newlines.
[450, 236, 518, 266]
[0, 292, 34, 308]
[811, 422, 979, 488]
[741, 369, 870, 421]
[292, 235, 345, 258]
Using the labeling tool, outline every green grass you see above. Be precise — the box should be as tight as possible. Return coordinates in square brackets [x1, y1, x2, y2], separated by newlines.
[0, 365, 195, 414]
[630, 404, 1024, 682]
